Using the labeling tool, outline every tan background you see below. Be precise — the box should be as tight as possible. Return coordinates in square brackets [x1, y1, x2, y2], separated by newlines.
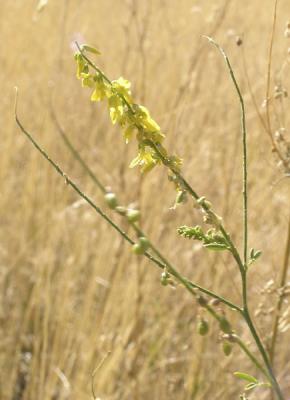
[1, 0, 290, 399]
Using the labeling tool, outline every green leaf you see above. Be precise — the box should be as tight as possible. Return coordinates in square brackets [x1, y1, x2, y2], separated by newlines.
[234, 372, 258, 384]
[81, 44, 101, 55]
[249, 248, 262, 263]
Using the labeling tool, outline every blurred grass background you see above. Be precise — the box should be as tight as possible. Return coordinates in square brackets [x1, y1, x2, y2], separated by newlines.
[1, 0, 290, 399]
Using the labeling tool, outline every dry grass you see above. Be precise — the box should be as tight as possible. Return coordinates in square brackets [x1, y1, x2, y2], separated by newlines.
[1, 0, 290, 399]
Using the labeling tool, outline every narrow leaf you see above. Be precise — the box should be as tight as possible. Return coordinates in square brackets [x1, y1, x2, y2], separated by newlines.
[81, 44, 101, 55]
[234, 372, 258, 384]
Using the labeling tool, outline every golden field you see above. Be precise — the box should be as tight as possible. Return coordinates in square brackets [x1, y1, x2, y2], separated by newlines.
[1, 0, 290, 399]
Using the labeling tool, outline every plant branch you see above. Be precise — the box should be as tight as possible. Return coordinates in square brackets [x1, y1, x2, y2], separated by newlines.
[15, 90, 241, 314]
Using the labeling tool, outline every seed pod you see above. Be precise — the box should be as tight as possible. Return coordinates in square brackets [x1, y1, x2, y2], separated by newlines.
[197, 296, 208, 307]
[138, 237, 150, 252]
[127, 209, 141, 223]
[132, 243, 143, 255]
[219, 317, 232, 334]
[132, 237, 150, 255]
[223, 341, 232, 356]
[197, 319, 209, 336]
[161, 270, 170, 286]
[104, 192, 118, 209]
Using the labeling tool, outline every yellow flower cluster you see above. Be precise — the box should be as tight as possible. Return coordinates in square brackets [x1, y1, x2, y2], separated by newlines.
[75, 47, 182, 174]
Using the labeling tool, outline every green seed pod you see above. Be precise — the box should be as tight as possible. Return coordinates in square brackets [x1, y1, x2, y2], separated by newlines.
[104, 193, 118, 209]
[138, 237, 150, 252]
[132, 237, 150, 255]
[197, 319, 209, 336]
[132, 243, 143, 255]
[219, 317, 232, 334]
[127, 209, 141, 223]
[222, 341, 232, 356]
[161, 270, 170, 286]
[197, 296, 208, 307]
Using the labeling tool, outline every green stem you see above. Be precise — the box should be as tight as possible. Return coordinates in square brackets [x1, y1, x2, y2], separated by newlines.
[204, 36, 248, 268]
[50, 106, 106, 193]
[242, 304, 284, 400]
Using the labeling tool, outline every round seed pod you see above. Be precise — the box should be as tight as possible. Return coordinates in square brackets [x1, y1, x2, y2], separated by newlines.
[138, 237, 150, 252]
[223, 341, 232, 356]
[219, 317, 232, 334]
[197, 296, 208, 307]
[104, 192, 118, 209]
[132, 237, 150, 255]
[197, 319, 209, 336]
[161, 271, 170, 286]
[127, 209, 141, 223]
[132, 243, 144, 255]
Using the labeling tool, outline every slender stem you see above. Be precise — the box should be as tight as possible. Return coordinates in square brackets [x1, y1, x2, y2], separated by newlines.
[270, 215, 290, 363]
[50, 106, 106, 193]
[204, 36, 248, 268]
[242, 306, 284, 399]
[234, 336, 269, 379]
